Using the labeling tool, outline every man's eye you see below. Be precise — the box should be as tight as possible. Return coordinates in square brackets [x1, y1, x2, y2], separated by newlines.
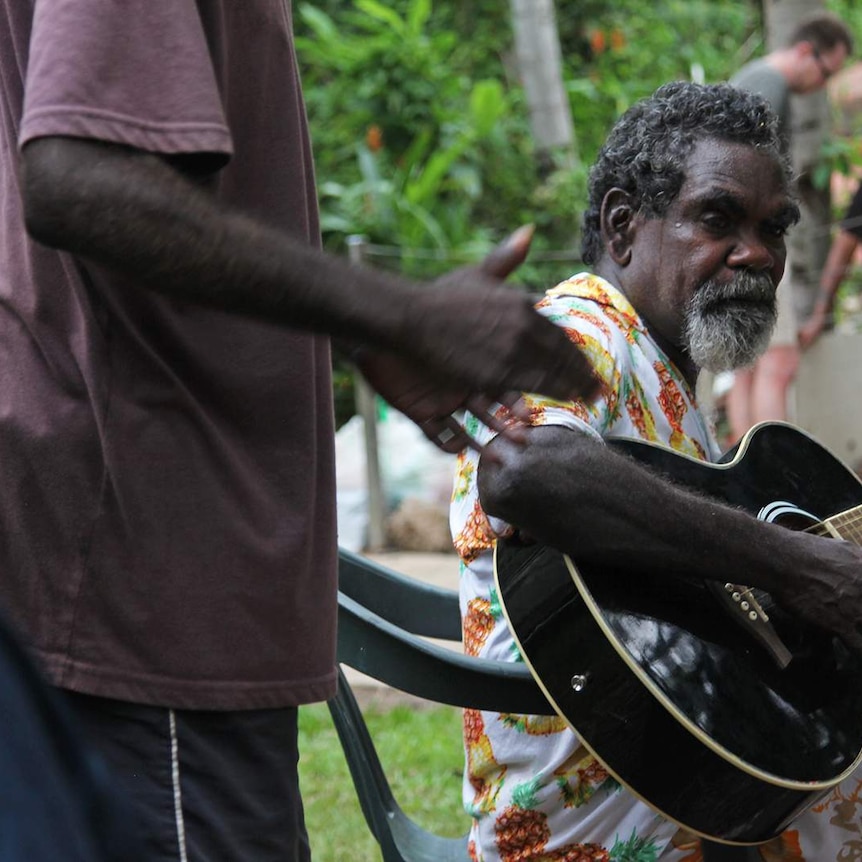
[764, 222, 789, 239]
[702, 213, 729, 231]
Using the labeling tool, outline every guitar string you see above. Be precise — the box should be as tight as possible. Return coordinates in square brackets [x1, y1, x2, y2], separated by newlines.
[834, 509, 862, 545]
[813, 505, 862, 546]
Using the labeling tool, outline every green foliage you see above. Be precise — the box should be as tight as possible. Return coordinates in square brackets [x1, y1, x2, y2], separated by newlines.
[825, 0, 862, 46]
[821, 0, 862, 185]
[298, 0, 525, 269]
[562, 0, 760, 167]
[297, 0, 861, 419]
[296, 0, 772, 274]
[298, 701, 466, 861]
[814, 136, 862, 190]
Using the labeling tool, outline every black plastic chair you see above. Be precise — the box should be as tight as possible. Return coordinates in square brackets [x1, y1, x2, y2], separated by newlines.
[329, 548, 759, 862]
[329, 548, 552, 862]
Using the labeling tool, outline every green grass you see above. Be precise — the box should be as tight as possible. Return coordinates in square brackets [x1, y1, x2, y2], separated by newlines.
[298, 700, 469, 861]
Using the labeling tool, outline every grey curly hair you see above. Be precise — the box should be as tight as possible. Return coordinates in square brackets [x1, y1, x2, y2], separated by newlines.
[580, 81, 794, 265]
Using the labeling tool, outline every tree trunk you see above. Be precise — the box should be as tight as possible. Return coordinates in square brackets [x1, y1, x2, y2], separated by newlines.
[763, 0, 832, 319]
[509, 0, 577, 172]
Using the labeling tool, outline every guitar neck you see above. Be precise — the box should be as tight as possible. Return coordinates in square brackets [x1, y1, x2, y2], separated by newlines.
[808, 505, 862, 546]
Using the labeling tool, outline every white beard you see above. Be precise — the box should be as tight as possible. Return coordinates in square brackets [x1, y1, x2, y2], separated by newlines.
[683, 272, 777, 372]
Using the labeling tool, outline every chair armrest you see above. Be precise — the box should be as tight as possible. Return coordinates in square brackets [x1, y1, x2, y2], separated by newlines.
[338, 592, 554, 715]
[338, 548, 462, 641]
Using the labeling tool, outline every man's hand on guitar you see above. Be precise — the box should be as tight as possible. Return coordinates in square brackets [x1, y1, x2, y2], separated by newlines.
[773, 532, 862, 655]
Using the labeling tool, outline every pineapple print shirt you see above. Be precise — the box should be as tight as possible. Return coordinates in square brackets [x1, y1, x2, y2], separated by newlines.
[450, 273, 862, 862]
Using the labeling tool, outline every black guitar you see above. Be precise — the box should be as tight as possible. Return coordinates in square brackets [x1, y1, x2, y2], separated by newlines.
[494, 421, 862, 846]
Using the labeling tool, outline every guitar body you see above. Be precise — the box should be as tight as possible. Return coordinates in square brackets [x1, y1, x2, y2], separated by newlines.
[494, 422, 862, 845]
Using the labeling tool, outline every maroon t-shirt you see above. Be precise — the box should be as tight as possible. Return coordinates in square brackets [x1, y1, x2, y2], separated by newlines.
[0, 0, 338, 709]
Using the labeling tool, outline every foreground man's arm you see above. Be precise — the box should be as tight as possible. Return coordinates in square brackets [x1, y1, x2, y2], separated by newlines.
[20, 137, 598, 440]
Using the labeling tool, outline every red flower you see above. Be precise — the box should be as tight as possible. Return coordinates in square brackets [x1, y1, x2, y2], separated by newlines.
[589, 30, 606, 54]
[365, 124, 383, 152]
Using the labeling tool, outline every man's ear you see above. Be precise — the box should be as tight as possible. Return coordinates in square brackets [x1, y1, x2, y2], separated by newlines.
[600, 188, 637, 266]
[796, 40, 815, 59]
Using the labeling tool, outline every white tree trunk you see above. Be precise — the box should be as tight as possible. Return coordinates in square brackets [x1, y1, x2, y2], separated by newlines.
[764, 0, 832, 318]
[509, 0, 576, 168]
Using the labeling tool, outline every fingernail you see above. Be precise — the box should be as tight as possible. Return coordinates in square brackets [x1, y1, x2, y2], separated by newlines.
[506, 224, 535, 246]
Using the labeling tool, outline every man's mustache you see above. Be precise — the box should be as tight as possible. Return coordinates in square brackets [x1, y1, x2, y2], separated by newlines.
[697, 271, 776, 307]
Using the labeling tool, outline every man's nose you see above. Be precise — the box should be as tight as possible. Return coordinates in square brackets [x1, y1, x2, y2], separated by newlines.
[726, 233, 776, 271]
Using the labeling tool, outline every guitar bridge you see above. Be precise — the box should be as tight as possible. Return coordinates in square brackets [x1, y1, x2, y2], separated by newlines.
[707, 581, 793, 670]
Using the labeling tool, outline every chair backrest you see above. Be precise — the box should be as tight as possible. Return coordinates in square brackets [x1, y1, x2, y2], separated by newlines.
[329, 549, 553, 862]
[329, 549, 759, 862]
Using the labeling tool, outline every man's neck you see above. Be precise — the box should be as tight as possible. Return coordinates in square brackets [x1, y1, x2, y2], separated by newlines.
[593, 262, 699, 388]
[764, 48, 801, 89]
[635, 308, 700, 388]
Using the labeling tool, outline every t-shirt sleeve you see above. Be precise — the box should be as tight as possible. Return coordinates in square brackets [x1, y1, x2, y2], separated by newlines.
[841, 182, 862, 241]
[20, 0, 232, 166]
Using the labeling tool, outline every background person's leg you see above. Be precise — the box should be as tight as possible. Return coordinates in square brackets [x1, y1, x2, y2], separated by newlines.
[749, 344, 800, 425]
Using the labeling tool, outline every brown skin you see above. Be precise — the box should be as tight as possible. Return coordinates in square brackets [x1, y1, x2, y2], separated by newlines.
[478, 138, 862, 654]
[769, 40, 849, 95]
[799, 229, 858, 350]
[354, 228, 540, 453]
[600, 139, 795, 386]
[19, 137, 599, 452]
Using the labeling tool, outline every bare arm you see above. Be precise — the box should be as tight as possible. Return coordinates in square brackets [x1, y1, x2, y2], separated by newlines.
[799, 230, 858, 349]
[21, 137, 598, 407]
[478, 425, 862, 652]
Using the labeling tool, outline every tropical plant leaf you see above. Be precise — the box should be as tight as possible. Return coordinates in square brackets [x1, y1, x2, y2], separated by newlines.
[406, 0, 432, 37]
[354, 0, 406, 34]
[470, 79, 506, 137]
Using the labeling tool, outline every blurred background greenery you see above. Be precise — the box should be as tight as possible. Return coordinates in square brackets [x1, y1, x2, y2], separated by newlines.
[295, 0, 862, 427]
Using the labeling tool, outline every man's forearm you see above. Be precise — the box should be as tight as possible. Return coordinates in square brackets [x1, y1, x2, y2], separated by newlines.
[478, 426, 821, 598]
[20, 135, 602, 407]
[816, 229, 858, 314]
[21, 136, 411, 347]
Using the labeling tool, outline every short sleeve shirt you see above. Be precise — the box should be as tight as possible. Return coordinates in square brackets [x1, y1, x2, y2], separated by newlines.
[0, 0, 337, 709]
[449, 273, 718, 861]
[450, 273, 862, 860]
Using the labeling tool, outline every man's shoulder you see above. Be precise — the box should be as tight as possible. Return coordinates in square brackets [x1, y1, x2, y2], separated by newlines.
[730, 59, 788, 101]
[731, 56, 776, 81]
[539, 271, 624, 310]
[537, 273, 641, 333]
